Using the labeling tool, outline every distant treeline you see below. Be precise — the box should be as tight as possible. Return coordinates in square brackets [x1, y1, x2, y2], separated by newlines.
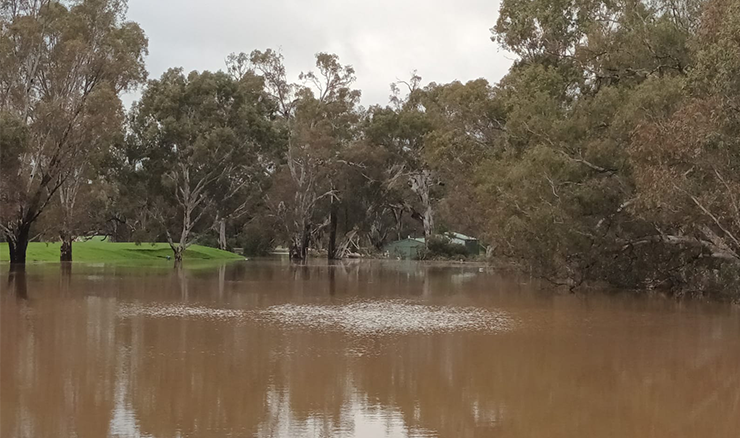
[2, 0, 740, 298]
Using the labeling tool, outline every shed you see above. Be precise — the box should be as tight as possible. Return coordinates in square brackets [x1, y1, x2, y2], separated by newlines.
[383, 238, 425, 260]
[444, 232, 483, 255]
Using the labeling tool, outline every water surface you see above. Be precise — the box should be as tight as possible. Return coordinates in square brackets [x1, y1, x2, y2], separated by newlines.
[2, 260, 739, 437]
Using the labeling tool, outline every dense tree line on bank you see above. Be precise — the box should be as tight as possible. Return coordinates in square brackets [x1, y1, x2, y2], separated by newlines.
[3, 0, 740, 298]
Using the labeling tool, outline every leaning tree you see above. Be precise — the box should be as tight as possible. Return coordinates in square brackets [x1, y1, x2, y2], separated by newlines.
[0, 0, 148, 263]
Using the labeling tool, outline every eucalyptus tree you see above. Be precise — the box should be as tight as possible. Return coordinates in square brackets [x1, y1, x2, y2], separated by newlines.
[360, 78, 505, 244]
[129, 68, 278, 261]
[211, 72, 281, 250]
[470, 0, 706, 287]
[0, 0, 147, 264]
[416, 79, 506, 238]
[234, 50, 360, 260]
[364, 76, 438, 241]
[42, 158, 115, 261]
[625, 0, 740, 294]
[296, 53, 362, 259]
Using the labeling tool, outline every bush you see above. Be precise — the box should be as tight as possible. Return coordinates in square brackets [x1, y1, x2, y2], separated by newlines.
[197, 233, 220, 250]
[238, 225, 274, 257]
[417, 236, 469, 260]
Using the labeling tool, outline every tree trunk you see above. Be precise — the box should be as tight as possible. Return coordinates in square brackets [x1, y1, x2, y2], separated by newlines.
[328, 202, 338, 260]
[290, 222, 312, 261]
[391, 206, 403, 241]
[8, 224, 31, 265]
[300, 225, 310, 260]
[422, 202, 434, 240]
[218, 218, 227, 251]
[300, 233, 309, 260]
[173, 245, 184, 263]
[409, 170, 435, 241]
[290, 241, 301, 260]
[60, 234, 73, 262]
[369, 223, 387, 251]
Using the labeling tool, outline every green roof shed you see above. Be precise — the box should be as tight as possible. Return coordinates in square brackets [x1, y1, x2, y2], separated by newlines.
[383, 238, 425, 260]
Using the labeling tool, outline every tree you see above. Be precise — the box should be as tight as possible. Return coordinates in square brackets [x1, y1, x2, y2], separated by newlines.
[211, 69, 281, 251]
[40, 162, 116, 261]
[626, 0, 740, 294]
[297, 53, 361, 259]
[330, 139, 399, 252]
[364, 75, 439, 241]
[0, 0, 147, 263]
[38, 105, 125, 261]
[128, 68, 277, 261]
[416, 79, 506, 238]
[242, 50, 360, 260]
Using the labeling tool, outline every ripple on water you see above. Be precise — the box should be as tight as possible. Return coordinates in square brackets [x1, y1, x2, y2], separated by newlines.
[117, 303, 247, 321]
[260, 301, 514, 335]
[117, 301, 514, 335]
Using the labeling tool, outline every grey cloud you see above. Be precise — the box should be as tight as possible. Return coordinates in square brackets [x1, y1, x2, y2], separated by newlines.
[122, 0, 513, 109]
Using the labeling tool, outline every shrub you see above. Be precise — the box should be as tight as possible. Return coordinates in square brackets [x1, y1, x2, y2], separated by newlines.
[197, 233, 220, 250]
[417, 236, 469, 260]
[238, 225, 274, 257]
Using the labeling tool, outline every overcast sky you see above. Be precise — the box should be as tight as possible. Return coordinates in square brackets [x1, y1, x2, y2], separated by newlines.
[123, 0, 514, 109]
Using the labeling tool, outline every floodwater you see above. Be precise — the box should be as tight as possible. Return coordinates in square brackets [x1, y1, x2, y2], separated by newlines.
[1, 260, 739, 438]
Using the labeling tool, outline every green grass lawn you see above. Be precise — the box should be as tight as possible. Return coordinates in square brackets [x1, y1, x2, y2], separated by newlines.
[0, 239, 243, 263]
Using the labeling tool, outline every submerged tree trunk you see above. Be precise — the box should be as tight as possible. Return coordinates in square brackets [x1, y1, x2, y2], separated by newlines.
[60, 236, 73, 262]
[300, 226, 310, 260]
[176, 262, 188, 298]
[328, 202, 338, 260]
[165, 227, 189, 265]
[160, 164, 212, 264]
[7, 224, 31, 265]
[291, 224, 311, 261]
[58, 170, 84, 263]
[173, 245, 184, 263]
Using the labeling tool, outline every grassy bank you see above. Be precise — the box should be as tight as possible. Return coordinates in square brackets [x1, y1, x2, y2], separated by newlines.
[0, 239, 243, 263]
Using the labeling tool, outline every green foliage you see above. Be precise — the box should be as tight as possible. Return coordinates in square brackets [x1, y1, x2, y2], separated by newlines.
[472, 0, 740, 297]
[0, 113, 27, 214]
[239, 227, 275, 257]
[196, 233, 221, 250]
[419, 237, 470, 260]
[124, 67, 281, 256]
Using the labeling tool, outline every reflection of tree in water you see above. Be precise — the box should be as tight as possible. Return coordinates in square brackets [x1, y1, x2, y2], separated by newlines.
[1, 292, 118, 437]
[119, 312, 503, 437]
[347, 335, 501, 437]
[6, 264, 28, 300]
[126, 316, 276, 437]
[114, 262, 503, 437]
[59, 262, 72, 297]
[348, 322, 740, 438]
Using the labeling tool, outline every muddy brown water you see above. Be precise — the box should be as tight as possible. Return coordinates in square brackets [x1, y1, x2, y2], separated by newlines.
[2, 260, 739, 438]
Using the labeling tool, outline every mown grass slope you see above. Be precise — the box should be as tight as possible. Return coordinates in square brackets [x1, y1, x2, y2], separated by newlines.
[0, 239, 242, 262]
